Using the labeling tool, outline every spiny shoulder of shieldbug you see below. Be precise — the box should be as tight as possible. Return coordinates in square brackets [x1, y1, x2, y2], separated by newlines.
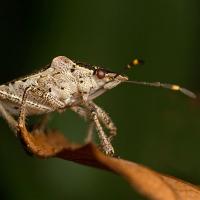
[0, 56, 196, 156]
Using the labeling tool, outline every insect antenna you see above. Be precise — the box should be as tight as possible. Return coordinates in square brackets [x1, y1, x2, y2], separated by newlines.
[126, 58, 144, 69]
[123, 58, 196, 99]
[124, 80, 196, 98]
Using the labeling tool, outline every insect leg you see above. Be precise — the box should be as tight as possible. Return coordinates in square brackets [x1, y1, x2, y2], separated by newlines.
[84, 102, 114, 155]
[71, 106, 94, 143]
[85, 122, 94, 143]
[18, 87, 32, 129]
[90, 110, 114, 155]
[33, 114, 51, 132]
[89, 102, 117, 142]
[0, 102, 18, 133]
[18, 86, 66, 128]
[71, 106, 89, 120]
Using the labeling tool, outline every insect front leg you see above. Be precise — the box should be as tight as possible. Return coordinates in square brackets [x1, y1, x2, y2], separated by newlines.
[88, 102, 117, 142]
[0, 102, 18, 133]
[83, 102, 115, 156]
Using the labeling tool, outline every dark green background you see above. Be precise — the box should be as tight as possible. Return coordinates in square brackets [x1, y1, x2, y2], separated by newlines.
[0, 1, 200, 199]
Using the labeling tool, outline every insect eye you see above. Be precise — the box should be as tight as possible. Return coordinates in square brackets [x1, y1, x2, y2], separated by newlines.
[96, 69, 106, 79]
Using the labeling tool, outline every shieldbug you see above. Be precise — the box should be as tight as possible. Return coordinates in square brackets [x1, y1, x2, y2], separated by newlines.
[0, 56, 196, 155]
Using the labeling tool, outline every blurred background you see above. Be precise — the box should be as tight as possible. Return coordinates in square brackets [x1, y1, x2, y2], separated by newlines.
[0, 0, 200, 199]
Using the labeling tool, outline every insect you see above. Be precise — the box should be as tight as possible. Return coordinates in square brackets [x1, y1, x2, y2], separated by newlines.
[0, 56, 196, 156]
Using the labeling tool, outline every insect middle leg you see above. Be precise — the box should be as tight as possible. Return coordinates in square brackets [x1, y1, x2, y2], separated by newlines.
[32, 114, 51, 132]
[18, 86, 66, 130]
[18, 87, 32, 129]
[70, 106, 95, 143]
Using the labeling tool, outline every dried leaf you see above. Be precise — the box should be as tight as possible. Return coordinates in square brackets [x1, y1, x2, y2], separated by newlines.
[17, 125, 200, 200]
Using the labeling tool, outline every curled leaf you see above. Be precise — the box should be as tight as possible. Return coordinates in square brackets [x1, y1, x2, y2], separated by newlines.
[17, 125, 200, 200]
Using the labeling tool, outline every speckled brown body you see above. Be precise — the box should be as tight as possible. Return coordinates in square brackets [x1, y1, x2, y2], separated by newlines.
[0, 56, 128, 155]
[0, 56, 127, 116]
[0, 56, 194, 156]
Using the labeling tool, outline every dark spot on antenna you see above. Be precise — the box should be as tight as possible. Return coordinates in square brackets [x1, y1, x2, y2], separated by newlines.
[127, 58, 144, 69]
[61, 87, 64, 90]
